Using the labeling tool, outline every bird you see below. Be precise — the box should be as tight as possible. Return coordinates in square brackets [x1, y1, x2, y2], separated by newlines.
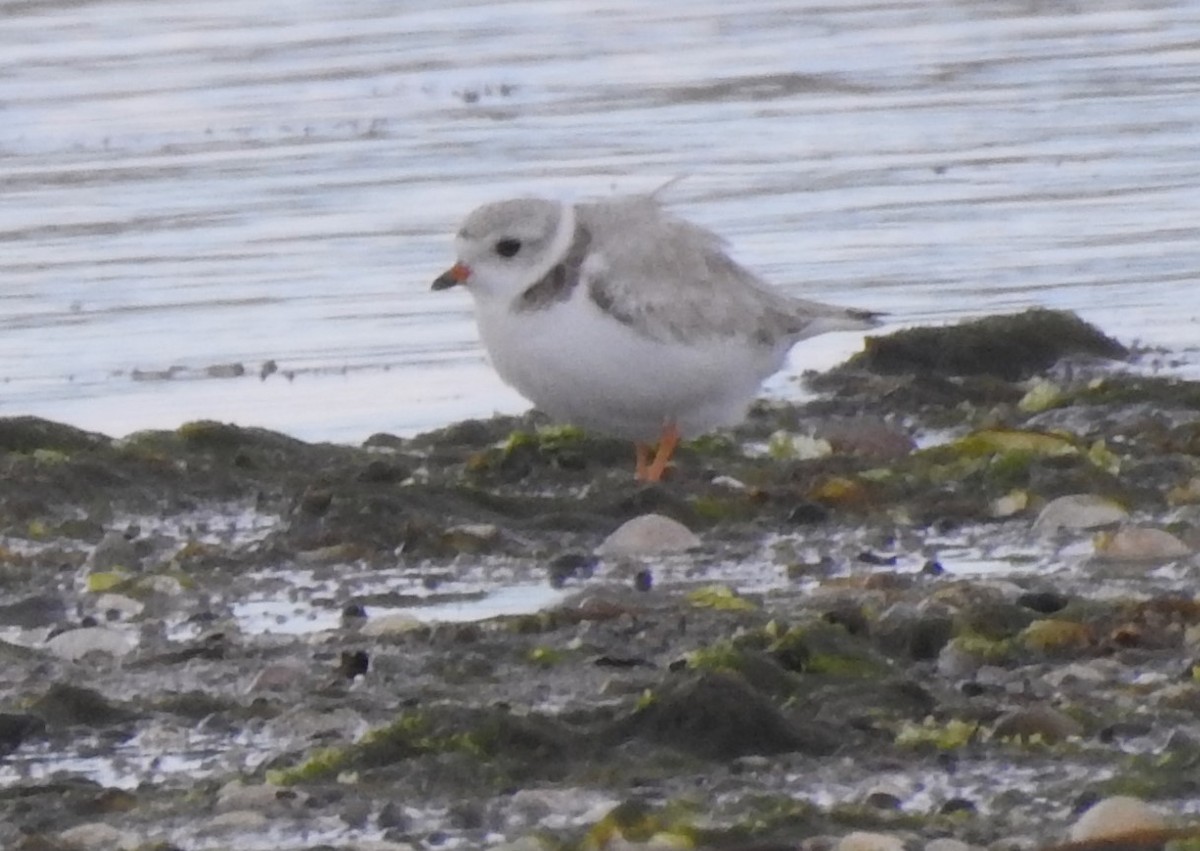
[431, 192, 878, 481]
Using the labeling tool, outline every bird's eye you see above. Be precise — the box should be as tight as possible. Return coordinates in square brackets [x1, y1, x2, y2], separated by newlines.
[494, 238, 522, 258]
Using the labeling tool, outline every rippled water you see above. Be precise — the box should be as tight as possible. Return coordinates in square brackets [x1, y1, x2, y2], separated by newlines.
[3, 0, 1198, 442]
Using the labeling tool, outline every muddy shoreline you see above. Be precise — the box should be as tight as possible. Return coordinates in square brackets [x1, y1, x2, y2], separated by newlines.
[1, 310, 1198, 851]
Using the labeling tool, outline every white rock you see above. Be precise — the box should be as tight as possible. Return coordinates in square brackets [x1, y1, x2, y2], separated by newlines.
[216, 779, 306, 813]
[141, 573, 185, 595]
[1033, 494, 1128, 534]
[1040, 660, 1116, 688]
[200, 809, 271, 834]
[1093, 527, 1192, 562]
[861, 778, 911, 807]
[248, 663, 307, 693]
[1069, 795, 1167, 841]
[58, 822, 140, 850]
[596, 514, 700, 557]
[837, 831, 906, 851]
[925, 839, 976, 851]
[93, 593, 144, 618]
[360, 612, 422, 636]
[46, 626, 136, 661]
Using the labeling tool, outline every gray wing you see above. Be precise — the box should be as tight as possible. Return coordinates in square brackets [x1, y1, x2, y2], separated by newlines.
[578, 196, 877, 347]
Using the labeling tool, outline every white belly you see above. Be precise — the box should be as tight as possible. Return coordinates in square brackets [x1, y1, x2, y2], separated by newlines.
[475, 291, 789, 441]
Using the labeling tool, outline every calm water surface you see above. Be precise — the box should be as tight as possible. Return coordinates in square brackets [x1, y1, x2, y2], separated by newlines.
[3, 0, 1198, 442]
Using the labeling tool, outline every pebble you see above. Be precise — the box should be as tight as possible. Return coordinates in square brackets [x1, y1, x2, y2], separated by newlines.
[45, 625, 136, 660]
[1069, 795, 1166, 841]
[836, 831, 906, 851]
[216, 780, 305, 813]
[360, 612, 423, 636]
[992, 705, 1083, 743]
[93, 592, 144, 619]
[860, 779, 912, 810]
[1093, 527, 1192, 562]
[925, 839, 976, 851]
[200, 809, 271, 834]
[248, 663, 308, 692]
[1033, 494, 1128, 534]
[57, 822, 140, 850]
[596, 513, 700, 557]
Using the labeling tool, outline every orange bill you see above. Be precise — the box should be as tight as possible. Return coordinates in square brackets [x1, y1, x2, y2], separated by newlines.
[431, 262, 471, 290]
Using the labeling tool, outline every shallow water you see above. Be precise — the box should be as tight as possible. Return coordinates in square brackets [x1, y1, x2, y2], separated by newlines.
[2, 0, 1199, 443]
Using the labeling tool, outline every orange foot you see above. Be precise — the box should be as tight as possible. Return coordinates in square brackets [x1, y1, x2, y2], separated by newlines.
[634, 421, 681, 482]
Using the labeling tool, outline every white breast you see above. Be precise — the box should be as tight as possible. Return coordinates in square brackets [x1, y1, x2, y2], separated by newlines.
[474, 288, 789, 442]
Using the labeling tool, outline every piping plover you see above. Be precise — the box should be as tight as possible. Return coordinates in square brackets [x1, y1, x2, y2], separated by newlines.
[432, 193, 878, 481]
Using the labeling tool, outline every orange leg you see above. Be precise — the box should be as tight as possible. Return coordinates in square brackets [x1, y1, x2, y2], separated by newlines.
[634, 442, 654, 480]
[635, 421, 681, 482]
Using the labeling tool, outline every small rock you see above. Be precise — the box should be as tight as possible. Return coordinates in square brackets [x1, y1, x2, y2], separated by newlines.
[216, 780, 306, 813]
[93, 593, 144, 619]
[200, 809, 271, 834]
[360, 613, 422, 636]
[787, 501, 830, 524]
[1069, 795, 1166, 841]
[836, 831, 906, 851]
[1093, 527, 1192, 562]
[1017, 590, 1069, 614]
[141, 574, 185, 596]
[992, 489, 1029, 519]
[1033, 494, 1128, 534]
[849, 308, 1127, 380]
[547, 552, 597, 587]
[248, 664, 307, 693]
[620, 670, 835, 759]
[935, 802, 977, 818]
[925, 839, 975, 851]
[377, 800, 412, 830]
[862, 780, 907, 809]
[814, 416, 916, 460]
[442, 523, 501, 554]
[205, 362, 246, 378]
[57, 822, 139, 850]
[339, 650, 370, 679]
[597, 513, 700, 557]
[992, 705, 1083, 743]
[45, 626, 136, 661]
[1041, 660, 1115, 689]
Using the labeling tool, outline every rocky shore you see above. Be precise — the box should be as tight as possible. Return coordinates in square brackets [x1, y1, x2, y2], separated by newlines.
[1, 309, 1198, 851]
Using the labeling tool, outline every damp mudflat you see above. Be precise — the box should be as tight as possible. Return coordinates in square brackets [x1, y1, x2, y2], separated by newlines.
[3, 1, 1200, 849]
[3, 308, 1200, 848]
